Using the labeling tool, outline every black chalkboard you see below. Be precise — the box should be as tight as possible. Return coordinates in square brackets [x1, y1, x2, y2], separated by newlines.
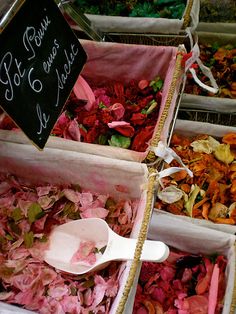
[0, 0, 87, 149]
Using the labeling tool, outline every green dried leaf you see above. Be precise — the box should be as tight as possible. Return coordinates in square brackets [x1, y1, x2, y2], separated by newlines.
[0, 265, 15, 279]
[99, 246, 107, 254]
[8, 221, 21, 236]
[11, 207, 23, 222]
[149, 76, 163, 92]
[98, 102, 107, 109]
[98, 134, 108, 145]
[39, 235, 48, 243]
[108, 134, 131, 149]
[70, 286, 77, 296]
[5, 234, 14, 241]
[24, 231, 34, 248]
[62, 201, 76, 217]
[28, 203, 42, 223]
[82, 278, 95, 288]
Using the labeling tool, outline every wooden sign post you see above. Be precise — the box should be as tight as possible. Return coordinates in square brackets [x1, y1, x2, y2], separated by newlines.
[0, 0, 87, 149]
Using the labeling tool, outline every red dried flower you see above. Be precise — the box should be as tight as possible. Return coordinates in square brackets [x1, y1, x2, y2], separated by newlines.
[131, 126, 155, 152]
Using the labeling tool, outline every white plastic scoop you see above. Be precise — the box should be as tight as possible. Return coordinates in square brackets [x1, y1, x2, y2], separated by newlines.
[44, 218, 169, 274]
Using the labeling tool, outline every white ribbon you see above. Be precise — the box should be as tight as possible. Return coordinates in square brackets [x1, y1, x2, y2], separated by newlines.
[151, 141, 193, 179]
[184, 28, 219, 94]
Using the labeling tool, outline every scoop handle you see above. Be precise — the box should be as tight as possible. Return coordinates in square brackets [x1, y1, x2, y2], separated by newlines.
[105, 229, 169, 263]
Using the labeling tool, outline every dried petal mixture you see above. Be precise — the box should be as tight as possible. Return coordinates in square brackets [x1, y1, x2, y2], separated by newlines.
[156, 133, 236, 224]
[133, 249, 227, 314]
[0, 173, 139, 313]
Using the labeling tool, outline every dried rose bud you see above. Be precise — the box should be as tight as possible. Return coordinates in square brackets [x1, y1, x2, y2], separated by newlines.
[138, 79, 149, 90]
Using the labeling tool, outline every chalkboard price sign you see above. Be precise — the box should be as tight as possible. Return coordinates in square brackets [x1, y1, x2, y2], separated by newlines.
[0, 0, 87, 149]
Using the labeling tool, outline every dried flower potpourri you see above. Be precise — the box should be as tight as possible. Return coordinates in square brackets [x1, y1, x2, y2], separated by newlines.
[73, 0, 187, 19]
[200, 0, 236, 22]
[155, 133, 236, 224]
[0, 76, 164, 152]
[185, 43, 236, 99]
[133, 249, 227, 314]
[54, 76, 164, 152]
[0, 173, 139, 313]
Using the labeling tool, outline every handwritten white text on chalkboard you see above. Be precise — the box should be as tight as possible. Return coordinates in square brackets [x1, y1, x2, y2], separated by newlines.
[43, 39, 60, 74]
[36, 103, 50, 136]
[23, 16, 51, 61]
[55, 43, 79, 107]
[0, 52, 26, 101]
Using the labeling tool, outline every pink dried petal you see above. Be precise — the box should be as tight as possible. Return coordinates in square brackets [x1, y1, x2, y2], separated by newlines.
[33, 214, 48, 231]
[11, 272, 37, 291]
[195, 258, 214, 295]
[47, 285, 69, 298]
[79, 192, 93, 207]
[185, 295, 208, 314]
[0, 181, 11, 195]
[14, 290, 35, 306]
[109, 102, 125, 120]
[208, 263, 220, 314]
[118, 213, 128, 225]
[181, 268, 192, 283]
[61, 295, 81, 313]
[0, 196, 14, 208]
[0, 291, 14, 300]
[160, 265, 175, 282]
[73, 75, 95, 111]
[63, 189, 80, 203]
[81, 207, 109, 219]
[108, 121, 130, 128]
[39, 297, 65, 314]
[124, 200, 133, 221]
[66, 119, 81, 141]
[91, 194, 108, 208]
[36, 186, 52, 197]
[150, 287, 166, 304]
[90, 275, 107, 308]
[18, 219, 31, 234]
[104, 275, 119, 298]
[174, 298, 189, 310]
[38, 268, 58, 286]
[71, 241, 96, 265]
[84, 288, 93, 306]
[28, 241, 49, 261]
[8, 247, 30, 260]
[56, 112, 70, 128]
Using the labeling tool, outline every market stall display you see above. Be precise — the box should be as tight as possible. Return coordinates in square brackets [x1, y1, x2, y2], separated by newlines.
[0, 140, 153, 314]
[0, 40, 185, 162]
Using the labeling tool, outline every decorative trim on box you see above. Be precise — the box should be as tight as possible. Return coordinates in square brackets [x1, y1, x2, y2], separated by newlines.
[183, 0, 193, 29]
[116, 167, 157, 314]
[230, 243, 236, 313]
[146, 49, 184, 163]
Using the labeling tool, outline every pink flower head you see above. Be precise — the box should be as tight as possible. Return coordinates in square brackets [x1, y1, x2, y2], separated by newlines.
[109, 103, 125, 120]
[108, 121, 135, 137]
